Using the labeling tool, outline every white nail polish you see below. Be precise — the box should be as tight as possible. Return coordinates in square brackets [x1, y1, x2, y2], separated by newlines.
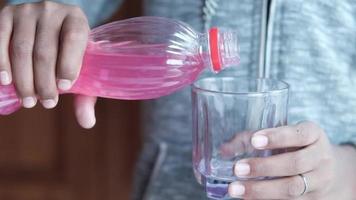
[229, 182, 245, 197]
[83, 115, 96, 129]
[22, 97, 37, 108]
[252, 134, 269, 148]
[78, 106, 96, 129]
[58, 79, 72, 91]
[234, 162, 250, 176]
[0, 71, 11, 85]
[41, 99, 57, 109]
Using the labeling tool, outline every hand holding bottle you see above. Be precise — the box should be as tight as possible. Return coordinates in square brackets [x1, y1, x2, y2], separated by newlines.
[0, 1, 97, 128]
[0, 2, 240, 128]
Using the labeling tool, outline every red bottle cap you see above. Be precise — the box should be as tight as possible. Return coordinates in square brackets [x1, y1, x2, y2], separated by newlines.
[209, 27, 222, 72]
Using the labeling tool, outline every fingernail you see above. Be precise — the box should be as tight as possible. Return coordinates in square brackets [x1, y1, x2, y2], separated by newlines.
[58, 79, 72, 91]
[41, 99, 57, 109]
[82, 114, 96, 129]
[0, 71, 11, 85]
[234, 162, 250, 176]
[229, 182, 245, 197]
[78, 106, 96, 129]
[252, 134, 269, 149]
[22, 97, 37, 108]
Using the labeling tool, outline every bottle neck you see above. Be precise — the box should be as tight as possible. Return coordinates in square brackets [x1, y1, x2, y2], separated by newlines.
[199, 27, 240, 73]
[198, 32, 219, 73]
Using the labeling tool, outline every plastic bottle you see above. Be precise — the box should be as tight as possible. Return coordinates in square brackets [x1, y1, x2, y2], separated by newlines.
[0, 16, 240, 115]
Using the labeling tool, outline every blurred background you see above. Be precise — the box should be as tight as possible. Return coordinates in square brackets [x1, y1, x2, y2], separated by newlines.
[0, 0, 143, 199]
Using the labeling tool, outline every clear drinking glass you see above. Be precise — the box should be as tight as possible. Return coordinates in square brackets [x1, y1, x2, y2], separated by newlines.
[191, 76, 289, 199]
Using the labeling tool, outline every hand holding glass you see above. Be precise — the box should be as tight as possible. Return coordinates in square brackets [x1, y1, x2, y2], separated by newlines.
[191, 76, 289, 199]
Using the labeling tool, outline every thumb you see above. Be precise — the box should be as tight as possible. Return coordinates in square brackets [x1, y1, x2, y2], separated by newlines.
[74, 95, 97, 129]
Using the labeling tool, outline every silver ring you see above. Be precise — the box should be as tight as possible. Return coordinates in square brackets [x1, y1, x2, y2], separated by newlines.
[299, 174, 309, 196]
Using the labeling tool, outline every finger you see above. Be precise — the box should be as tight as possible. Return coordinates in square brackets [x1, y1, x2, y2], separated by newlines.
[234, 143, 321, 177]
[228, 170, 321, 199]
[251, 121, 322, 150]
[57, 12, 89, 91]
[33, 16, 62, 109]
[74, 95, 97, 129]
[0, 5, 13, 85]
[220, 131, 254, 159]
[11, 6, 37, 108]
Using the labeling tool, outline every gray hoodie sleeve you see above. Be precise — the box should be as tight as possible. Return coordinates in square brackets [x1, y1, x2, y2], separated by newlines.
[6, 0, 123, 27]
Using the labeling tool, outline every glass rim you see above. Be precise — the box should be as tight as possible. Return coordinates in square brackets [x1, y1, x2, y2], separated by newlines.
[192, 76, 289, 96]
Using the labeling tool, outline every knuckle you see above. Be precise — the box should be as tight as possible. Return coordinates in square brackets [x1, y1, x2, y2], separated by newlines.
[268, 130, 280, 144]
[287, 177, 304, 198]
[244, 183, 263, 199]
[70, 5, 85, 15]
[15, 81, 33, 97]
[12, 40, 33, 57]
[64, 30, 88, 43]
[37, 3, 60, 18]
[289, 152, 307, 173]
[251, 159, 268, 176]
[301, 120, 316, 127]
[295, 123, 312, 145]
[62, 68, 78, 80]
[249, 184, 262, 195]
[40, 1, 56, 9]
[40, 3, 54, 14]
[17, 3, 35, 15]
[39, 1, 63, 16]
[77, 18, 90, 32]
[1, 5, 14, 15]
[67, 13, 90, 31]
[34, 47, 56, 63]
[0, 59, 10, 69]
[299, 121, 323, 144]
[36, 83, 57, 99]
[300, 120, 319, 131]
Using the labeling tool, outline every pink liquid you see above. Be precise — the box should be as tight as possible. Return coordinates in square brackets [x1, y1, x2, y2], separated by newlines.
[72, 48, 205, 99]
[0, 43, 206, 115]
